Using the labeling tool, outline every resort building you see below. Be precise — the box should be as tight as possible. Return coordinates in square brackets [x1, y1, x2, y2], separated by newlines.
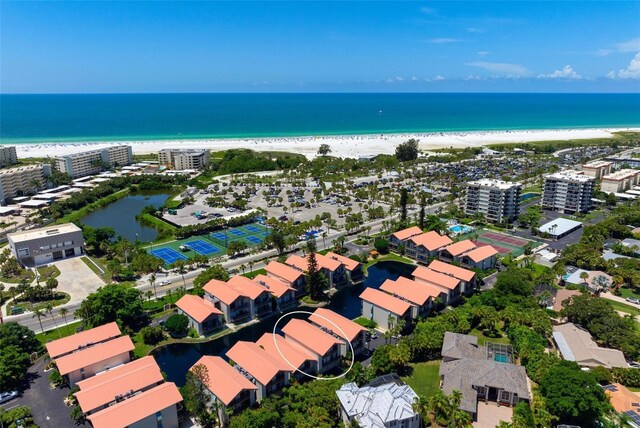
[252, 274, 297, 311]
[285, 253, 348, 288]
[601, 169, 640, 194]
[405, 231, 453, 263]
[582, 160, 613, 179]
[464, 179, 522, 224]
[381, 276, 439, 318]
[281, 318, 344, 373]
[336, 376, 421, 428]
[0, 146, 18, 167]
[438, 240, 498, 271]
[264, 261, 306, 296]
[603, 384, 640, 428]
[175, 294, 224, 335]
[308, 308, 367, 357]
[256, 333, 318, 379]
[388, 226, 423, 251]
[552, 323, 627, 369]
[427, 260, 476, 295]
[46, 322, 122, 360]
[226, 341, 293, 402]
[203, 277, 272, 324]
[190, 356, 257, 424]
[359, 287, 412, 331]
[542, 170, 595, 214]
[55, 145, 133, 178]
[7, 223, 85, 266]
[439, 239, 476, 263]
[325, 251, 364, 283]
[0, 164, 51, 205]
[411, 265, 461, 305]
[439, 332, 530, 420]
[158, 149, 211, 170]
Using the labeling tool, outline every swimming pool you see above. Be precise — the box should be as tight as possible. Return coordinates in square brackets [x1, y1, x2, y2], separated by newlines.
[494, 353, 509, 363]
[449, 224, 474, 235]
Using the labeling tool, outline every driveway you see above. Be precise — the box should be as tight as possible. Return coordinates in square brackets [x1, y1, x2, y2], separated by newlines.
[55, 257, 105, 305]
[0, 359, 77, 428]
[474, 402, 513, 428]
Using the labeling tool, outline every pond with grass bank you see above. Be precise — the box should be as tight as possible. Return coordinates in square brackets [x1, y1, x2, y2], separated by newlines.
[153, 260, 416, 386]
[79, 192, 169, 242]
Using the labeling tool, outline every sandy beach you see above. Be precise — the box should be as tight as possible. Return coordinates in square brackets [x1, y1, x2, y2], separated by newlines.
[8, 128, 640, 160]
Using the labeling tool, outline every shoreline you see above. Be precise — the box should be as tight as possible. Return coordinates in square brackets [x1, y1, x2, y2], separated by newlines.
[6, 127, 640, 160]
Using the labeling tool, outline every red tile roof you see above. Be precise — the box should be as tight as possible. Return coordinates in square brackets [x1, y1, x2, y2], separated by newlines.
[75, 356, 163, 413]
[427, 260, 476, 282]
[191, 356, 257, 406]
[380, 277, 439, 306]
[265, 261, 304, 283]
[203, 279, 239, 305]
[285, 254, 308, 272]
[412, 266, 460, 290]
[462, 245, 498, 262]
[203, 276, 268, 305]
[227, 276, 270, 300]
[226, 341, 293, 386]
[391, 226, 423, 241]
[281, 318, 343, 356]
[359, 287, 411, 316]
[256, 333, 317, 371]
[86, 382, 182, 428]
[46, 322, 121, 359]
[55, 335, 134, 376]
[308, 308, 366, 343]
[409, 231, 453, 251]
[253, 274, 296, 298]
[325, 252, 361, 271]
[176, 294, 223, 323]
[442, 240, 477, 256]
[315, 253, 342, 271]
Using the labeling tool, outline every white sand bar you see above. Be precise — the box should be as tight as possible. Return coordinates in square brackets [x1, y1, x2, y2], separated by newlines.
[8, 128, 640, 160]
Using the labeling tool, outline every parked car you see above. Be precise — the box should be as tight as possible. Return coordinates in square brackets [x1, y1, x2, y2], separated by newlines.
[159, 280, 171, 286]
[626, 297, 640, 305]
[0, 391, 18, 404]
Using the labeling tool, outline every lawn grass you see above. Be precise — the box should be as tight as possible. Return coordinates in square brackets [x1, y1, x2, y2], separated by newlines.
[242, 268, 266, 279]
[7, 292, 71, 316]
[363, 253, 416, 274]
[81, 256, 112, 282]
[617, 287, 640, 300]
[36, 321, 82, 344]
[469, 327, 511, 346]
[0, 268, 35, 284]
[606, 299, 640, 317]
[401, 361, 441, 398]
[36, 265, 61, 281]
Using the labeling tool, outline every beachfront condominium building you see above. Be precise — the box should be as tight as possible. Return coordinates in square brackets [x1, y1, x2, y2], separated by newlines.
[7, 223, 85, 266]
[601, 169, 640, 194]
[542, 171, 595, 214]
[464, 179, 522, 224]
[582, 160, 613, 179]
[0, 146, 18, 168]
[0, 164, 51, 205]
[158, 149, 211, 170]
[55, 145, 133, 178]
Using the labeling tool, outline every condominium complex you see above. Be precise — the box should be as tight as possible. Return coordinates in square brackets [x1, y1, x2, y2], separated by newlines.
[542, 171, 595, 214]
[158, 149, 210, 170]
[582, 160, 613, 179]
[0, 164, 51, 205]
[464, 179, 522, 223]
[0, 146, 18, 167]
[55, 145, 133, 178]
[601, 169, 640, 194]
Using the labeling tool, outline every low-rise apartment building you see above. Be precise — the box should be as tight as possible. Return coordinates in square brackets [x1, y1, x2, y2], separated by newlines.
[0, 164, 51, 205]
[388, 226, 423, 251]
[542, 170, 595, 214]
[359, 287, 412, 331]
[601, 169, 640, 193]
[380, 276, 439, 318]
[252, 274, 297, 311]
[285, 253, 348, 288]
[438, 239, 498, 271]
[203, 277, 272, 324]
[158, 149, 211, 170]
[264, 261, 306, 296]
[464, 179, 522, 224]
[256, 333, 318, 379]
[175, 294, 224, 335]
[0, 146, 18, 167]
[308, 308, 367, 358]
[281, 318, 344, 373]
[412, 265, 461, 305]
[405, 231, 453, 263]
[55, 145, 133, 178]
[325, 251, 364, 283]
[582, 160, 613, 179]
[7, 223, 85, 266]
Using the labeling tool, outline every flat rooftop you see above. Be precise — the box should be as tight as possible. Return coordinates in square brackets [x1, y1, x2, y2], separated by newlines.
[583, 160, 613, 168]
[545, 170, 594, 182]
[602, 169, 640, 181]
[467, 178, 522, 190]
[538, 218, 582, 237]
[0, 164, 45, 175]
[8, 223, 82, 242]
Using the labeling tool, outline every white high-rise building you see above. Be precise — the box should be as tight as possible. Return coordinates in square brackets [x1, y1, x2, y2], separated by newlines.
[0, 164, 51, 205]
[55, 145, 133, 178]
[542, 171, 595, 214]
[0, 146, 18, 168]
[158, 149, 210, 170]
[464, 179, 522, 224]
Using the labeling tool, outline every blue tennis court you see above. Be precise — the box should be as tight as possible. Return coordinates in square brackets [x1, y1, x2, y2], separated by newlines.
[246, 236, 263, 244]
[244, 225, 262, 233]
[211, 232, 227, 240]
[150, 248, 187, 265]
[229, 229, 246, 236]
[187, 240, 221, 255]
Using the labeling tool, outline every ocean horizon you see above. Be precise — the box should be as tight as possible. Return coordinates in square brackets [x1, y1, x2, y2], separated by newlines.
[1, 93, 639, 144]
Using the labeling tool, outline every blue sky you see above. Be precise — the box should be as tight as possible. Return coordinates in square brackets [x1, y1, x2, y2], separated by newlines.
[1, 1, 639, 93]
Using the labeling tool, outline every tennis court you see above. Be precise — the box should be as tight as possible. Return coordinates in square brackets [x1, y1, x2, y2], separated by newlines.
[246, 236, 263, 245]
[187, 239, 222, 256]
[229, 229, 246, 236]
[149, 248, 188, 265]
[461, 229, 540, 257]
[243, 224, 263, 233]
[211, 232, 227, 241]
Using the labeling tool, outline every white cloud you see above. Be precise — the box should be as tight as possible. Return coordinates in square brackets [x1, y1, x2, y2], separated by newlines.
[427, 38, 462, 44]
[477, 51, 490, 57]
[538, 65, 582, 80]
[466, 61, 529, 76]
[434, 75, 445, 81]
[385, 76, 405, 83]
[608, 52, 640, 79]
[464, 75, 483, 81]
[420, 7, 437, 15]
[596, 37, 640, 56]
[410, 76, 419, 81]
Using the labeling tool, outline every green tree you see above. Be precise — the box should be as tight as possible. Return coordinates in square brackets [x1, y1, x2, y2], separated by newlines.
[0, 405, 38, 428]
[399, 188, 408, 227]
[77, 283, 146, 329]
[0, 345, 31, 389]
[305, 238, 328, 301]
[32, 308, 46, 333]
[418, 192, 427, 229]
[193, 264, 229, 288]
[227, 240, 249, 257]
[395, 139, 419, 162]
[317, 144, 332, 156]
[164, 314, 189, 336]
[183, 363, 216, 428]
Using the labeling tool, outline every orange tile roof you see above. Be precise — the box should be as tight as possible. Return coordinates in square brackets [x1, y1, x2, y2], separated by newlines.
[176, 294, 223, 323]
[325, 252, 361, 271]
[203, 276, 268, 305]
[427, 260, 476, 282]
[265, 261, 304, 283]
[191, 356, 257, 406]
[359, 287, 411, 316]
[46, 322, 121, 359]
[253, 274, 296, 298]
[281, 318, 343, 356]
[86, 382, 182, 428]
[203, 279, 240, 305]
[605, 383, 640, 415]
[409, 231, 453, 251]
[442, 239, 477, 256]
[55, 336, 134, 376]
[256, 333, 317, 371]
[391, 226, 423, 241]
[285, 254, 308, 271]
[380, 278, 439, 306]
[226, 341, 293, 386]
[75, 357, 162, 413]
[315, 253, 342, 271]
[227, 276, 269, 300]
[412, 266, 460, 290]
[308, 308, 366, 343]
[462, 245, 498, 262]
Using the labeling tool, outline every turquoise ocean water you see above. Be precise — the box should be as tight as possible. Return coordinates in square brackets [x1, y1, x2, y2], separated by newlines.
[1, 93, 639, 144]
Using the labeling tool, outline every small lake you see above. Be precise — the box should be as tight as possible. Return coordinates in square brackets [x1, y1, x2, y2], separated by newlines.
[80, 192, 169, 242]
[153, 260, 416, 386]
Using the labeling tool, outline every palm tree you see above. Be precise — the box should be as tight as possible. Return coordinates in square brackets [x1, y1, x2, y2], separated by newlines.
[32, 308, 47, 333]
[173, 260, 187, 287]
[321, 231, 328, 249]
[145, 290, 153, 306]
[46, 303, 61, 338]
[248, 260, 255, 273]
[149, 273, 158, 299]
[580, 271, 589, 285]
[240, 264, 246, 274]
[59, 307, 69, 328]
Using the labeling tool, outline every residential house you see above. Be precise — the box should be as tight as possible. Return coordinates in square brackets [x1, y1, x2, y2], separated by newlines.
[388, 226, 423, 251]
[379, 277, 439, 318]
[190, 356, 257, 424]
[253, 274, 297, 311]
[412, 265, 461, 304]
[281, 318, 343, 373]
[308, 308, 367, 357]
[256, 333, 318, 379]
[562, 268, 612, 293]
[226, 341, 293, 402]
[406, 231, 453, 263]
[325, 251, 364, 283]
[264, 261, 306, 296]
[552, 323, 628, 368]
[359, 287, 412, 331]
[175, 294, 224, 336]
[427, 260, 476, 295]
[603, 384, 640, 428]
